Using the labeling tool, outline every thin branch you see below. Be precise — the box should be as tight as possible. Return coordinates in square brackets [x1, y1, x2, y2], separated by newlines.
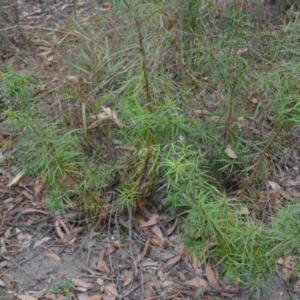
[128, 204, 139, 277]
[121, 0, 154, 278]
[237, 124, 283, 199]
[137, 24, 152, 112]
[224, 87, 235, 146]
[123, 0, 152, 112]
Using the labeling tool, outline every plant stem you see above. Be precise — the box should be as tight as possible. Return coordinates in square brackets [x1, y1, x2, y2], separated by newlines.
[237, 124, 284, 199]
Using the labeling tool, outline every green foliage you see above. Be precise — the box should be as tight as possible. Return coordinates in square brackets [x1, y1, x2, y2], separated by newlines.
[267, 201, 300, 262]
[52, 280, 74, 300]
[0, 70, 107, 215]
[0, 67, 33, 97]
[2, 0, 300, 296]
[0, 67, 34, 110]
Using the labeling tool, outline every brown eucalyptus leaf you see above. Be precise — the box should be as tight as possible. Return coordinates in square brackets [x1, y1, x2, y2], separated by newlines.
[104, 285, 118, 298]
[44, 252, 60, 262]
[86, 295, 103, 300]
[72, 278, 92, 289]
[205, 264, 221, 290]
[161, 255, 181, 269]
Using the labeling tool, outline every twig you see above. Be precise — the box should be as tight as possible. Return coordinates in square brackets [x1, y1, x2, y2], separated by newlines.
[137, 23, 152, 112]
[224, 86, 235, 146]
[122, 0, 152, 113]
[121, 0, 157, 279]
[0, 267, 12, 278]
[113, 209, 123, 292]
[128, 204, 139, 277]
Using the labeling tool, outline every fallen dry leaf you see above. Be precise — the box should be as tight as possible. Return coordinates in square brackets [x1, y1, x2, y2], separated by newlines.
[44, 252, 61, 262]
[17, 295, 38, 300]
[238, 206, 250, 215]
[139, 214, 159, 227]
[31, 285, 49, 299]
[193, 286, 207, 299]
[17, 233, 27, 241]
[205, 264, 221, 290]
[161, 255, 181, 269]
[141, 235, 151, 263]
[101, 107, 123, 128]
[45, 293, 67, 300]
[20, 208, 49, 216]
[67, 75, 78, 82]
[277, 258, 284, 264]
[224, 145, 237, 159]
[191, 255, 203, 276]
[86, 295, 102, 300]
[61, 3, 68, 10]
[34, 175, 46, 196]
[6, 171, 25, 187]
[177, 242, 189, 256]
[22, 190, 34, 201]
[102, 297, 115, 300]
[4, 228, 11, 239]
[192, 109, 210, 118]
[77, 294, 88, 300]
[151, 225, 163, 239]
[150, 237, 162, 247]
[88, 107, 123, 128]
[72, 278, 92, 289]
[184, 277, 208, 289]
[56, 218, 70, 234]
[277, 258, 292, 278]
[104, 285, 118, 298]
[157, 269, 164, 281]
[18, 234, 32, 248]
[97, 250, 111, 273]
[121, 270, 134, 287]
[33, 237, 51, 249]
[292, 279, 300, 293]
[178, 271, 186, 281]
[106, 243, 119, 255]
[142, 259, 159, 267]
[99, 1, 112, 11]
[236, 47, 248, 55]
[33, 84, 47, 97]
[96, 278, 104, 286]
[0, 238, 7, 254]
[54, 218, 73, 243]
[282, 261, 292, 277]
[167, 218, 178, 236]
[144, 281, 154, 291]
[161, 280, 174, 288]
[268, 180, 280, 190]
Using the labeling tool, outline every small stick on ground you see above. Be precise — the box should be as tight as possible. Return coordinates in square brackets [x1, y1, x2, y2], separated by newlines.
[128, 204, 139, 277]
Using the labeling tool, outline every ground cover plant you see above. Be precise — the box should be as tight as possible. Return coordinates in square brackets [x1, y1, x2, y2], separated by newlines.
[2, 0, 300, 298]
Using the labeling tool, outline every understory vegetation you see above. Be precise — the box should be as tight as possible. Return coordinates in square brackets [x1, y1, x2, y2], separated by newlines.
[2, 0, 300, 296]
